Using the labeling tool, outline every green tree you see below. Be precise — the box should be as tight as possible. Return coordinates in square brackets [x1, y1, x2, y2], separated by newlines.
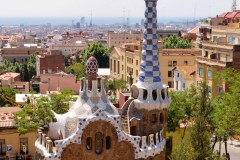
[167, 89, 194, 139]
[164, 35, 191, 49]
[104, 79, 127, 103]
[168, 83, 214, 159]
[82, 41, 110, 68]
[66, 63, 86, 81]
[0, 87, 19, 106]
[14, 89, 77, 134]
[104, 79, 127, 94]
[0, 53, 37, 81]
[190, 82, 213, 160]
[212, 68, 240, 155]
[170, 136, 197, 160]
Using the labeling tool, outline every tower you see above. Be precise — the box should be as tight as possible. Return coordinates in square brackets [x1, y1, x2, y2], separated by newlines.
[232, 0, 237, 11]
[126, 0, 170, 158]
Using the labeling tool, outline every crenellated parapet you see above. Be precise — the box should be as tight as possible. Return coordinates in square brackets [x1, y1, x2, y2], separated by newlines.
[36, 128, 55, 158]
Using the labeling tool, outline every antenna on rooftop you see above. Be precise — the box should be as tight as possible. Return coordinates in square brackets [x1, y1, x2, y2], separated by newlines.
[127, 10, 130, 27]
[193, 1, 197, 21]
[232, 0, 237, 11]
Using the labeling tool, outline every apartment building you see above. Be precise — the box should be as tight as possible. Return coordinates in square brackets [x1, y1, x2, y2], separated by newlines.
[110, 43, 142, 89]
[110, 43, 201, 89]
[1, 46, 43, 63]
[107, 31, 141, 48]
[195, 19, 212, 48]
[159, 49, 201, 88]
[50, 43, 87, 55]
[196, 11, 240, 97]
[0, 72, 29, 94]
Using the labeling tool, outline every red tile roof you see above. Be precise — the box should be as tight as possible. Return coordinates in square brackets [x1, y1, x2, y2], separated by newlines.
[225, 12, 239, 18]
[219, 12, 229, 18]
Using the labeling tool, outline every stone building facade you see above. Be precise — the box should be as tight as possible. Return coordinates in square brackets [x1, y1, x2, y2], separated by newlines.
[35, 0, 170, 159]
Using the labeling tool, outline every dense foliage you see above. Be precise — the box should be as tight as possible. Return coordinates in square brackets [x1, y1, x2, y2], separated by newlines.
[0, 87, 19, 106]
[169, 69, 240, 159]
[104, 79, 127, 103]
[14, 89, 77, 134]
[0, 53, 37, 81]
[164, 35, 191, 49]
[82, 41, 111, 68]
[65, 63, 86, 80]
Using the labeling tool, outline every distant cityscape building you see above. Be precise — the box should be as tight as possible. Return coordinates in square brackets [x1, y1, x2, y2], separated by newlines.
[80, 17, 85, 25]
[50, 43, 87, 55]
[1, 46, 43, 63]
[107, 31, 141, 48]
[76, 22, 80, 28]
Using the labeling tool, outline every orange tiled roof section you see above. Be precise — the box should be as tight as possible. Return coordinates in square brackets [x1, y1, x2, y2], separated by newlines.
[175, 66, 195, 80]
[218, 11, 240, 19]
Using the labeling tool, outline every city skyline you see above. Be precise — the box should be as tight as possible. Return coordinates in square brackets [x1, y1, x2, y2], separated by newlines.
[0, 0, 235, 18]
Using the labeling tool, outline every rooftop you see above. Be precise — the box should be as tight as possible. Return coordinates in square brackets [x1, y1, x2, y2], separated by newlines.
[174, 66, 195, 80]
[0, 107, 21, 129]
[0, 72, 20, 80]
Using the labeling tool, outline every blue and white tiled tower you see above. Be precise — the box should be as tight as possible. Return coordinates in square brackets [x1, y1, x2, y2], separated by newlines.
[139, 0, 161, 83]
[131, 0, 170, 110]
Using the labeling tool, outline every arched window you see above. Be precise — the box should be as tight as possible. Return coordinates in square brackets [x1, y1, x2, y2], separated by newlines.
[152, 90, 157, 100]
[86, 137, 92, 150]
[143, 89, 148, 100]
[161, 89, 165, 100]
[160, 113, 164, 124]
[95, 132, 103, 154]
[106, 136, 111, 150]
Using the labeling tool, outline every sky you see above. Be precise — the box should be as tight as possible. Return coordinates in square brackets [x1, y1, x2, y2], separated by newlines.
[0, 0, 234, 18]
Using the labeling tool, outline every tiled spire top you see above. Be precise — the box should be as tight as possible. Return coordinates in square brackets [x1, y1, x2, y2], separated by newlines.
[138, 0, 161, 83]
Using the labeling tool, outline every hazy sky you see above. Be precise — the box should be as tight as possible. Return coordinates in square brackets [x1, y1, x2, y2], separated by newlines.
[0, 0, 234, 18]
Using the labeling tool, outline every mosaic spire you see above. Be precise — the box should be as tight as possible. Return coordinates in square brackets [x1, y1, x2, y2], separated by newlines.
[138, 0, 161, 83]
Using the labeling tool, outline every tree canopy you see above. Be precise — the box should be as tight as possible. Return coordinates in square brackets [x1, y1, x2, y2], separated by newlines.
[213, 68, 240, 138]
[65, 63, 86, 81]
[168, 83, 214, 159]
[82, 41, 110, 68]
[164, 35, 191, 49]
[0, 53, 37, 81]
[14, 89, 77, 134]
[0, 87, 19, 107]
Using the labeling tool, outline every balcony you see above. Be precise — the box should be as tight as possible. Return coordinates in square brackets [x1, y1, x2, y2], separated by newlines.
[196, 56, 230, 67]
[202, 41, 234, 51]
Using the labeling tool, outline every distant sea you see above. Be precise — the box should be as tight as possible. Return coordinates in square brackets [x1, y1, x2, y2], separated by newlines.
[0, 17, 202, 26]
